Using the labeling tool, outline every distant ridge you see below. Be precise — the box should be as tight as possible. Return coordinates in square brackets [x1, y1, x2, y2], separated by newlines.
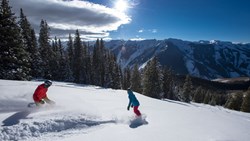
[104, 38, 250, 80]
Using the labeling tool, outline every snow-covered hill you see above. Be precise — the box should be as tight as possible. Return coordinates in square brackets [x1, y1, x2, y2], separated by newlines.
[1, 80, 250, 141]
[104, 39, 250, 79]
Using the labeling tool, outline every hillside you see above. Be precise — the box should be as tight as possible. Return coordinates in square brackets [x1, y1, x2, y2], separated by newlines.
[1, 80, 250, 141]
[174, 75, 250, 91]
[104, 39, 250, 80]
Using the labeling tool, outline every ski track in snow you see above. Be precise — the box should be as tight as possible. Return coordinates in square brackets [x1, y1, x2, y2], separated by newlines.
[0, 109, 117, 141]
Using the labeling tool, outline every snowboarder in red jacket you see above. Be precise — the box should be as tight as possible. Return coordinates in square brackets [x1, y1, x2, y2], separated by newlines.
[33, 80, 55, 106]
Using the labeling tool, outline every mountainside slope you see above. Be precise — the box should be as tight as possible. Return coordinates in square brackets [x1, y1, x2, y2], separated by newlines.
[105, 39, 250, 79]
[1, 80, 250, 141]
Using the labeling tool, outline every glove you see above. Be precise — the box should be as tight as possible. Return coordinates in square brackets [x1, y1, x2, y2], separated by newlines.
[40, 99, 45, 104]
[127, 106, 130, 111]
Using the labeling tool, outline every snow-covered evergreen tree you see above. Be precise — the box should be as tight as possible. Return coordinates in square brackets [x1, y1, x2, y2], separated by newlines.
[182, 75, 192, 103]
[84, 42, 92, 84]
[241, 88, 250, 113]
[203, 91, 210, 104]
[72, 30, 85, 83]
[30, 29, 43, 78]
[50, 37, 60, 80]
[67, 34, 74, 73]
[193, 86, 205, 103]
[225, 92, 243, 111]
[56, 38, 73, 81]
[19, 8, 42, 79]
[130, 63, 142, 93]
[38, 19, 52, 79]
[0, 0, 30, 80]
[162, 67, 174, 99]
[142, 57, 162, 98]
[107, 53, 121, 89]
[92, 38, 106, 86]
[122, 67, 131, 90]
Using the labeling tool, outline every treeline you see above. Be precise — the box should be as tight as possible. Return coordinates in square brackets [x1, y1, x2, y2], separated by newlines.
[0, 0, 122, 89]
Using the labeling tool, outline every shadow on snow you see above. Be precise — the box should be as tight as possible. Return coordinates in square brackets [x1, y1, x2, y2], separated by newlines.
[129, 117, 148, 128]
[2, 110, 31, 126]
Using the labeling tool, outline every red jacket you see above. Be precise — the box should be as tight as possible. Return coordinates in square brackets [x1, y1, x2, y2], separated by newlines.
[33, 84, 48, 102]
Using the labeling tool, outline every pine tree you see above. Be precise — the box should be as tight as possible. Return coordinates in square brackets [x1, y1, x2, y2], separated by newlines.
[81, 41, 89, 84]
[92, 38, 106, 86]
[225, 92, 243, 111]
[182, 75, 192, 103]
[218, 94, 227, 106]
[0, 0, 30, 80]
[84, 42, 92, 84]
[18, 8, 33, 78]
[38, 19, 52, 79]
[86, 38, 123, 88]
[30, 29, 42, 78]
[73, 30, 84, 83]
[112, 54, 122, 89]
[92, 39, 100, 85]
[162, 67, 174, 99]
[241, 89, 250, 112]
[122, 67, 131, 90]
[99, 39, 105, 86]
[131, 63, 142, 93]
[50, 37, 60, 80]
[56, 38, 73, 81]
[67, 34, 74, 72]
[209, 94, 217, 106]
[142, 57, 162, 98]
[193, 86, 204, 103]
[108, 53, 121, 89]
[63, 55, 74, 82]
[203, 91, 211, 104]
[50, 37, 68, 81]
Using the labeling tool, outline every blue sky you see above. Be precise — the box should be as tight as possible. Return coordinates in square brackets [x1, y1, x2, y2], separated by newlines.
[109, 0, 250, 42]
[11, 0, 250, 42]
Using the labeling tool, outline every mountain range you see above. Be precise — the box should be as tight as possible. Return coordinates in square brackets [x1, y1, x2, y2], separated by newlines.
[104, 38, 250, 80]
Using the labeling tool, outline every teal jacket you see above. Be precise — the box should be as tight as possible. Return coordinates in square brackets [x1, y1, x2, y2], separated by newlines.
[127, 90, 140, 107]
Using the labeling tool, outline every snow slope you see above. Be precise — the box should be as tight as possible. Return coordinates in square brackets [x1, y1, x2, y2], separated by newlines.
[1, 80, 250, 141]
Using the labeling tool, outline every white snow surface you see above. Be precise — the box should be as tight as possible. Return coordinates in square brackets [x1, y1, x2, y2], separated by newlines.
[1, 80, 250, 141]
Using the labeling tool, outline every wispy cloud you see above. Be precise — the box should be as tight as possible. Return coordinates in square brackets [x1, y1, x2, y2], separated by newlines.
[10, 0, 131, 40]
[150, 29, 158, 33]
[129, 37, 145, 41]
[138, 29, 144, 33]
[138, 28, 157, 34]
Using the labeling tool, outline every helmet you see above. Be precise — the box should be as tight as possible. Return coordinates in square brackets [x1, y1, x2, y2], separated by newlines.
[44, 80, 52, 87]
[127, 87, 131, 91]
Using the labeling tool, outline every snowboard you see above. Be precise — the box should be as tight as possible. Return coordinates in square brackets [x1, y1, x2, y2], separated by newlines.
[27, 102, 36, 108]
[27, 102, 56, 108]
[129, 114, 148, 128]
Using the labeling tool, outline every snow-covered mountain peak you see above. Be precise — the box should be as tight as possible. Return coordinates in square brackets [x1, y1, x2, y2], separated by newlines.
[104, 38, 250, 79]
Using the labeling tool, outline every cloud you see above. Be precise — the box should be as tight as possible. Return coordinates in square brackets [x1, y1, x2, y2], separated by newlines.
[129, 38, 145, 41]
[150, 29, 158, 33]
[138, 28, 157, 34]
[138, 29, 144, 33]
[9, 0, 131, 40]
[128, 0, 141, 7]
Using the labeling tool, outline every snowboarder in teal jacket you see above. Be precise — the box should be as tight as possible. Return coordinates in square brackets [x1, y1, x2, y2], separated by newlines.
[127, 88, 141, 116]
